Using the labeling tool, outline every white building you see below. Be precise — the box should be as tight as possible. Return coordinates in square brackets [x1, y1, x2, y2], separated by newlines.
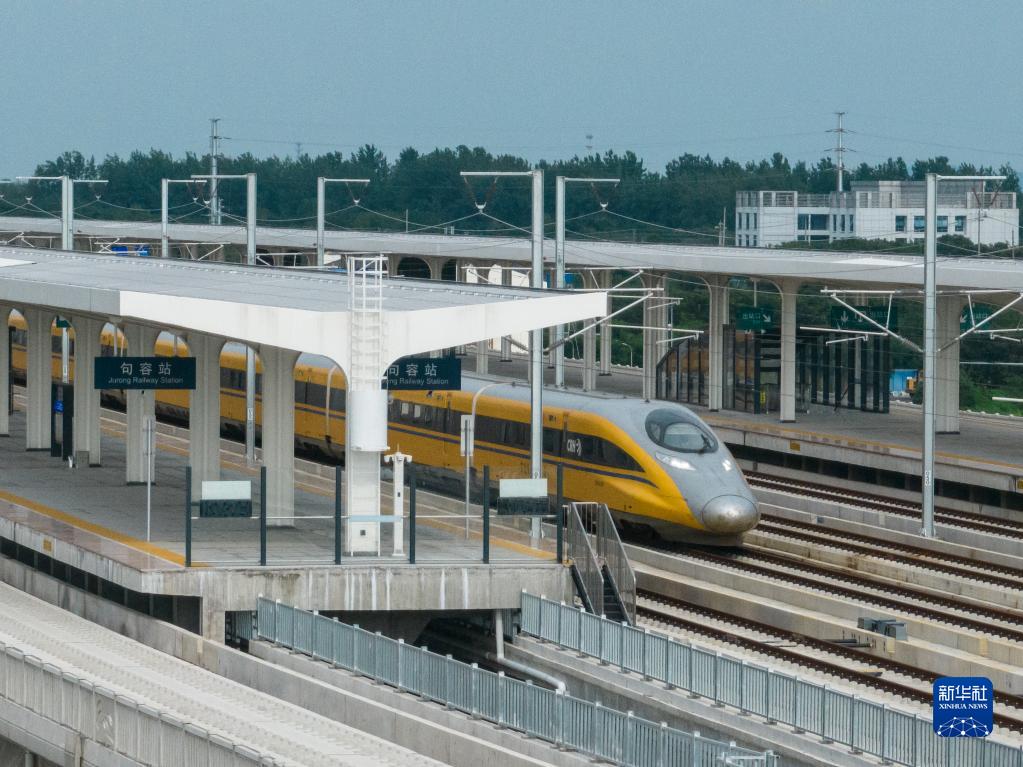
[734, 180, 1018, 248]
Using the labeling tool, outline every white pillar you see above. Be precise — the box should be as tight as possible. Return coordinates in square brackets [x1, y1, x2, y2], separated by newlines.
[598, 270, 613, 376]
[641, 273, 666, 400]
[188, 334, 223, 498]
[935, 295, 963, 434]
[500, 266, 513, 361]
[475, 340, 490, 375]
[0, 306, 9, 437]
[707, 277, 727, 411]
[124, 325, 157, 484]
[25, 309, 52, 450]
[779, 280, 800, 422]
[261, 346, 299, 526]
[71, 316, 102, 465]
[582, 318, 597, 391]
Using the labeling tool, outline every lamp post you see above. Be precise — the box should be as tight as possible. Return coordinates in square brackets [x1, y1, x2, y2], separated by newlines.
[17, 175, 108, 382]
[461, 170, 544, 540]
[921, 173, 1004, 537]
[618, 340, 634, 368]
[554, 177, 618, 388]
[316, 178, 369, 267]
[463, 382, 501, 536]
[192, 172, 258, 463]
[161, 178, 206, 258]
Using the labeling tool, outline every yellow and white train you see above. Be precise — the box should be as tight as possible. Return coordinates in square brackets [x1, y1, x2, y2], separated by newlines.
[8, 317, 759, 543]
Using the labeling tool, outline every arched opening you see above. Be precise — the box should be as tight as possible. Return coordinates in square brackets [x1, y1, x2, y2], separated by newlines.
[395, 257, 431, 279]
[441, 259, 458, 281]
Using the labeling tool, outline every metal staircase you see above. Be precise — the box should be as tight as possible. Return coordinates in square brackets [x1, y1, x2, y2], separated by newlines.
[565, 502, 636, 625]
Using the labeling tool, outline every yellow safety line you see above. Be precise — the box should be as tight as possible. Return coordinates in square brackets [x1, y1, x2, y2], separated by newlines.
[0, 490, 190, 567]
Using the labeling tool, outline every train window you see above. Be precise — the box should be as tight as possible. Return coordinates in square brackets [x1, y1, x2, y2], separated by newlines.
[329, 388, 345, 412]
[400, 401, 410, 418]
[565, 431, 641, 471]
[413, 404, 422, 421]
[294, 381, 308, 404]
[255, 374, 262, 395]
[543, 428, 561, 455]
[645, 409, 716, 453]
[602, 441, 641, 471]
[475, 415, 505, 444]
[507, 421, 529, 449]
[305, 382, 326, 409]
[51, 335, 62, 353]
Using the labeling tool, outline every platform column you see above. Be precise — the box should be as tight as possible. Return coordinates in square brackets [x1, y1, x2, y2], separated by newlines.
[935, 294, 965, 434]
[598, 270, 613, 376]
[500, 265, 513, 361]
[261, 346, 299, 526]
[24, 308, 52, 450]
[581, 314, 597, 391]
[0, 305, 9, 436]
[124, 325, 157, 484]
[187, 333, 223, 497]
[707, 276, 727, 411]
[641, 272, 667, 401]
[779, 280, 801, 423]
[71, 316, 102, 465]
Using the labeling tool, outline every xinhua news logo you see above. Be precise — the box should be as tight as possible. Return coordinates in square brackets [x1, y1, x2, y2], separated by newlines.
[933, 677, 994, 737]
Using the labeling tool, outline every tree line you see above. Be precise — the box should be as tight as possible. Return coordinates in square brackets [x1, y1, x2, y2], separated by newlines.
[5, 146, 1019, 248]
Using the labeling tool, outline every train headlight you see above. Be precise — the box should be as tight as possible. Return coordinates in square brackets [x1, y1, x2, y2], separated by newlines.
[656, 452, 694, 471]
[722, 459, 733, 472]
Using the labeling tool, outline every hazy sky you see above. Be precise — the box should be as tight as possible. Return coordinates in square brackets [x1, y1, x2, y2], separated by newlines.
[4, 1, 1022, 177]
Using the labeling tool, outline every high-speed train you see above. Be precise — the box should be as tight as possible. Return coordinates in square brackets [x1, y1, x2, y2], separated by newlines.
[8, 318, 759, 544]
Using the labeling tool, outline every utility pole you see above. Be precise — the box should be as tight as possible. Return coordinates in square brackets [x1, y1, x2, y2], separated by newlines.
[461, 170, 545, 541]
[718, 206, 726, 246]
[316, 178, 369, 267]
[921, 173, 1004, 538]
[193, 172, 258, 463]
[828, 112, 848, 193]
[554, 177, 619, 388]
[209, 118, 222, 225]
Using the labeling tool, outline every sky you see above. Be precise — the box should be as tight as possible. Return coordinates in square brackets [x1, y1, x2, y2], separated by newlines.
[3, 1, 1023, 178]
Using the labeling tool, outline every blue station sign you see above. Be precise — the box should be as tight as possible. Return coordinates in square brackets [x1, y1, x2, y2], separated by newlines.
[94, 356, 196, 390]
[384, 357, 461, 390]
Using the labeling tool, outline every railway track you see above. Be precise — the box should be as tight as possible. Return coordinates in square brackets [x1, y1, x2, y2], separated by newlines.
[637, 589, 1023, 734]
[668, 545, 1023, 642]
[747, 471, 1023, 539]
[756, 514, 1023, 587]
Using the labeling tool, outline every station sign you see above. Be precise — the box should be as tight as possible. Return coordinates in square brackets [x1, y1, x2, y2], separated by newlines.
[829, 305, 897, 332]
[496, 478, 549, 516]
[94, 356, 196, 390]
[961, 304, 994, 331]
[384, 357, 461, 390]
[736, 306, 774, 332]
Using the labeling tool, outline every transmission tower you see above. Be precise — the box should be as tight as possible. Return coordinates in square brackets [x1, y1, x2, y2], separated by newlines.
[827, 112, 850, 193]
[209, 118, 222, 225]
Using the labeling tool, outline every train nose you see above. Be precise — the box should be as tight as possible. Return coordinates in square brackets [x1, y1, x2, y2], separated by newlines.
[700, 495, 760, 534]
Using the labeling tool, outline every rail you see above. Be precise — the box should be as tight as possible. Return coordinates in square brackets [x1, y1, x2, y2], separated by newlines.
[565, 502, 603, 614]
[0, 640, 283, 766]
[521, 593, 1023, 767]
[254, 597, 776, 767]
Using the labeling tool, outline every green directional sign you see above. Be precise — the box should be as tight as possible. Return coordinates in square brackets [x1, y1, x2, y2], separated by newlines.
[736, 306, 774, 332]
[961, 304, 995, 331]
[829, 305, 896, 332]
[94, 356, 196, 390]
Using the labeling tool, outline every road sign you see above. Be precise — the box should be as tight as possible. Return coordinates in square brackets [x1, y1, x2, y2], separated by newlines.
[736, 306, 774, 332]
[94, 356, 196, 390]
[829, 305, 896, 332]
[385, 357, 461, 390]
[459, 414, 474, 457]
[961, 304, 994, 331]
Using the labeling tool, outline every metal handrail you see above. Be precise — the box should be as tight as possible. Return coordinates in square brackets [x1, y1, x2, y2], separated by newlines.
[594, 504, 636, 625]
[565, 502, 603, 614]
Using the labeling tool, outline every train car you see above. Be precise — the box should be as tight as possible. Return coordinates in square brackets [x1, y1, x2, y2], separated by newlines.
[7, 318, 759, 544]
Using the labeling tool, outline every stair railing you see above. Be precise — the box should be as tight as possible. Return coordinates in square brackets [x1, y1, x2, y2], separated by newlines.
[593, 503, 636, 625]
[565, 502, 603, 615]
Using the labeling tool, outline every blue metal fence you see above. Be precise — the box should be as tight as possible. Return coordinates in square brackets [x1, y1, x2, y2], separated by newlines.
[520, 593, 1023, 767]
[254, 597, 777, 767]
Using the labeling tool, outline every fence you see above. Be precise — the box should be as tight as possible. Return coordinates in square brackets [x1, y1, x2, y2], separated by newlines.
[0, 640, 283, 766]
[255, 597, 777, 767]
[521, 593, 1023, 767]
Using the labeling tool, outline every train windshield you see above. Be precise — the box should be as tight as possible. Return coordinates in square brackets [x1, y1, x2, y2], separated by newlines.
[645, 409, 717, 453]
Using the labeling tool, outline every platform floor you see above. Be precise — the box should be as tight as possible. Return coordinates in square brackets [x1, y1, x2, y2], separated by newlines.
[465, 351, 1023, 471]
[0, 411, 553, 574]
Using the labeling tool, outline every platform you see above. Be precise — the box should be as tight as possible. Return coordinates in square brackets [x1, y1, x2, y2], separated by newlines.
[0, 411, 571, 640]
